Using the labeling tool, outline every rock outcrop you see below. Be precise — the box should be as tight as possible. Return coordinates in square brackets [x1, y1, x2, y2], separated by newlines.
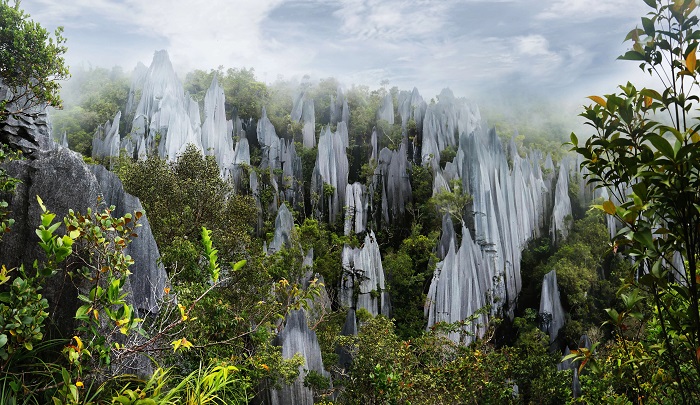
[539, 270, 566, 343]
[1, 86, 167, 375]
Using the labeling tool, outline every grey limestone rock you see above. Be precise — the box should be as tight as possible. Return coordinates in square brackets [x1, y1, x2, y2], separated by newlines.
[343, 182, 367, 236]
[539, 270, 566, 343]
[91, 111, 121, 163]
[0, 150, 165, 376]
[128, 50, 202, 161]
[89, 165, 166, 316]
[339, 232, 390, 317]
[377, 93, 394, 125]
[302, 98, 316, 148]
[425, 226, 487, 344]
[201, 76, 234, 176]
[268, 203, 294, 254]
[373, 144, 412, 224]
[311, 125, 349, 224]
[550, 161, 573, 245]
[269, 309, 329, 405]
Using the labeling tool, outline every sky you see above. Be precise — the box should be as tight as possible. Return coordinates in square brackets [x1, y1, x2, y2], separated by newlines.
[21, 0, 656, 113]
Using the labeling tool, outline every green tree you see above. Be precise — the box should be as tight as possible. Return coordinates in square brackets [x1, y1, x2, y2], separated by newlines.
[571, 0, 700, 402]
[0, 0, 68, 119]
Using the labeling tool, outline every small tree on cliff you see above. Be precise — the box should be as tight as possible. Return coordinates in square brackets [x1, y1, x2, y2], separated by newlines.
[0, 0, 69, 120]
[571, 0, 700, 402]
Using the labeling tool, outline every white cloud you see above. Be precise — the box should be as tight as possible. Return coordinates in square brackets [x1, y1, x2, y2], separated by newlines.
[537, 0, 646, 21]
[333, 0, 451, 41]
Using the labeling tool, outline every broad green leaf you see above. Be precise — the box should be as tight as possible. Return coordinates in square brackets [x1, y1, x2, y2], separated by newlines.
[647, 134, 675, 158]
[624, 28, 645, 42]
[75, 305, 91, 320]
[632, 229, 654, 249]
[606, 308, 620, 325]
[619, 51, 646, 61]
[643, 0, 656, 8]
[641, 17, 655, 36]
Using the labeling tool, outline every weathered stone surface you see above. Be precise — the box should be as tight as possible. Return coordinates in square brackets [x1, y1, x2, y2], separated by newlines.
[268, 203, 294, 254]
[92, 111, 121, 162]
[89, 165, 166, 316]
[339, 232, 390, 317]
[1, 89, 167, 375]
[377, 93, 394, 125]
[270, 309, 329, 405]
[539, 270, 566, 343]
[127, 50, 202, 161]
[311, 125, 349, 224]
[201, 76, 234, 176]
[343, 182, 367, 236]
[373, 144, 412, 224]
[425, 226, 487, 344]
[550, 160, 573, 245]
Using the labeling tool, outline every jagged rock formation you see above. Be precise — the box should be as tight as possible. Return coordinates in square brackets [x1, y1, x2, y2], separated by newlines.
[127, 50, 202, 161]
[89, 165, 166, 316]
[264, 206, 329, 405]
[550, 160, 573, 245]
[398, 87, 426, 130]
[73, 54, 587, 380]
[425, 115, 552, 342]
[377, 93, 394, 125]
[373, 144, 413, 224]
[0, 88, 167, 375]
[268, 203, 294, 254]
[344, 182, 367, 236]
[92, 111, 121, 163]
[311, 125, 349, 224]
[201, 76, 235, 176]
[339, 232, 390, 317]
[426, 225, 488, 343]
[539, 270, 566, 343]
[291, 90, 317, 149]
[421, 89, 481, 168]
[269, 309, 329, 405]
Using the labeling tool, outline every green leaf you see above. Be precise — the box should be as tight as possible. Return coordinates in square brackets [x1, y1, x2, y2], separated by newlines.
[641, 17, 655, 36]
[0, 334, 7, 348]
[647, 134, 675, 158]
[232, 259, 247, 272]
[619, 51, 646, 61]
[75, 305, 91, 320]
[643, 0, 657, 8]
[606, 308, 621, 325]
[632, 229, 654, 250]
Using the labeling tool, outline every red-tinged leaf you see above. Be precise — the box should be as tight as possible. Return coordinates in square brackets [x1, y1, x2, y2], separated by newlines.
[697, 347, 700, 362]
[588, 95, 607, 108]
[579, 357, 589, 374]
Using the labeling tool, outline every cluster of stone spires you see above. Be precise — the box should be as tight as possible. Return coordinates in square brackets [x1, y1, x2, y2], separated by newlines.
[86, 48, 594, 332]
[83, 49, 599, 403]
